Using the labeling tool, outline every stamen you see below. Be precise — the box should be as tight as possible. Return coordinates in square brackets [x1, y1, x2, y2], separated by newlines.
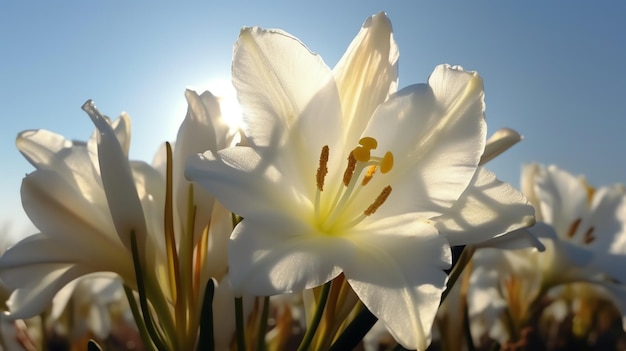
[316, 145, 329, 191]
[364, 186, 392, 216]
[567, 218, 581, 238]
[359, 137, 378, 149]
[380, 151, 394, 174]
[584, 227, 595, 244]
[343, 153, 357, 186]
[362, 165, 377, 186]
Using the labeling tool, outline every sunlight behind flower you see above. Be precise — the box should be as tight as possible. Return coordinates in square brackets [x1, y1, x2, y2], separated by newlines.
[188, 79, 244, 130]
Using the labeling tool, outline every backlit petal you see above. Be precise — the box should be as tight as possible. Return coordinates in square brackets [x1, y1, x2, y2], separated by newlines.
[435, 167, 535, 246]
[343, 219, 450, 350]
[333, 12, 399, 145]
[233, 27, 334, 148]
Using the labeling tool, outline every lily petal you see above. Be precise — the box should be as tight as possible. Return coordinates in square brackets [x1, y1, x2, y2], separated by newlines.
[186, 147, 306, 219]
[16, 129, 106, 206]
[228, 219, 344, 296]
[333, 12, 399, 145]
[343, 218, 450, 350]
[479, 128, 522, 165]
[83, 101, 149, 257]
[532, 164, 589, 238]
[435, 167, 535, 246]
[363, 65, 486, 217]
[233, 26, 334, 148]
[5, 264, 92, 319]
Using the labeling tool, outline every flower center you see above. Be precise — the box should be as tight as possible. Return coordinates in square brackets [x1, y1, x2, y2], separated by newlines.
[314, 137, 394, 234]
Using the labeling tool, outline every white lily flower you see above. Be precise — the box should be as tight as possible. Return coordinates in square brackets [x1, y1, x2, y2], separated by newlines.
[186, 12, 534, 350]
[0, 89, 241, 350]
[462, 164, 626, 345]
[523, 164, 626, 283]
[48, 273, 124, 341]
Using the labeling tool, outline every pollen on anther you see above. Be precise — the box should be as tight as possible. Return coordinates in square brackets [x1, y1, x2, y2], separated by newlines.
[343, 153, 357, 186]
[380, 151, 394, 174]
[567, 218, 581, 238]
[316, 145, 329, 191]
[364, 186, 392, 216]
[362, 165, 377, 186]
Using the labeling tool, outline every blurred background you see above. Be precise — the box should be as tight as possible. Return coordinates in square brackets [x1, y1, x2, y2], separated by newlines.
[1, 1, 625, 239]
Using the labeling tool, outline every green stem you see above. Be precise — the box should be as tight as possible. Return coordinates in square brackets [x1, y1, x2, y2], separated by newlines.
[256, 296, 270, 351]
[441, 246, 475, 303]
[328, 305, 377, 351]
[196, 279, 215, 351]
[235, 297, 246, 351]
[130, 231, 171, 351]
[124, 285, 158, 351]
[463, 297, 476, 351]
[297, 282, 332, 351]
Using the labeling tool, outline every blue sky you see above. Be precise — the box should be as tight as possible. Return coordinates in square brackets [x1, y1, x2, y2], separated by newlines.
[1, 1, 625, 237]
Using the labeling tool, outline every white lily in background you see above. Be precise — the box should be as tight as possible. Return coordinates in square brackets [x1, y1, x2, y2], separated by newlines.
[460, 164, 626, 346]
[0, 89, 241, 350]
[47, 273, 125, 343]
[186, 12, 534, 350]
[522, 164, 626, 284]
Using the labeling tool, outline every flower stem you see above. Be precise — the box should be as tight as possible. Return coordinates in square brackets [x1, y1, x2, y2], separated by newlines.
[297, 281, 332, 351]
[196, 279, 215, 351]
[124, 285, 158, 351]
[441, 245, 475, 303]
[328, 305, 377, 351]
[130, 230, 171, 351]
[256, 296, 270, 351]
[235, 297, 246, 351]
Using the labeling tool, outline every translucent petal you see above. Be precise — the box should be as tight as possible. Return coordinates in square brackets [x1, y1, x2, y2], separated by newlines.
[343, 219, 450, 350]
[85, 101, 149, 256]
[435, 167, 535, 246]
[5, 264, 92, 319]
[362, 65, 486, 217]
[333, 12, 399, 145]
[228, 219, 344, 296]
[186, 147, 307, 220]
[233, 26, 334, 148]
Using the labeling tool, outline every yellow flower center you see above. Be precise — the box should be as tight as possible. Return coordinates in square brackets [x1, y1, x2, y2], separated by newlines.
[314, 137, 394, 234]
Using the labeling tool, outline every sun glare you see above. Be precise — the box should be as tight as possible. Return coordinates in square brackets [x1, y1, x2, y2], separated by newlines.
[190, 79, 244, 130]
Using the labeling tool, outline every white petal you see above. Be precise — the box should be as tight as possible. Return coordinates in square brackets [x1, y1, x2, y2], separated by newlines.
[343, 219, 450, 350]
[228, 219, 344, 296]
[479, 128, 522, 165]
[435, 167, 535, 246]
[475, 228, 545, 251]
[532, 164, 589, 238]
[584, 185, 626, 282]
[20, 170, 123, 254]
[16, 129, 107, 206]
[233, 26, 335, 148]
[84, 101, 149, 256]
[0, 233, 132, 281]
[173, 90, 226, 244]
[203, 202, 233, 281]
[186, 147, 307, 220]
[520, 163, 542, 219]
[333, 12, 399, 145]
[87, 113, 132, 173]
[362, 65, 486, 217]
[5, 264, 92, 319]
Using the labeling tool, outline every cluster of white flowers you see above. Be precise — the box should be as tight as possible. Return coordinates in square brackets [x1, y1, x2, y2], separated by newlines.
[0, 12, 624, 351]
